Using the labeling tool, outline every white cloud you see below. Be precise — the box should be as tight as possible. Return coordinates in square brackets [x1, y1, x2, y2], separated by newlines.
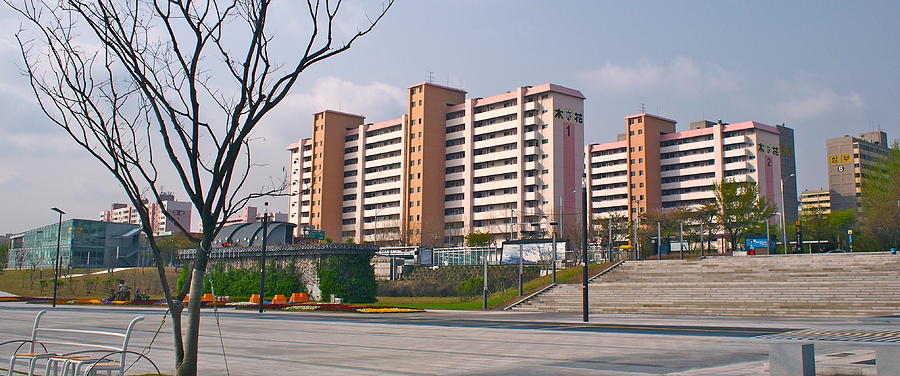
[772, 76, 865, 119]
[577, 57, 743, 94]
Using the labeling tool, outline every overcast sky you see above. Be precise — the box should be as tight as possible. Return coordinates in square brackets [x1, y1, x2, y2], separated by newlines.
[1, 0, 898, 233]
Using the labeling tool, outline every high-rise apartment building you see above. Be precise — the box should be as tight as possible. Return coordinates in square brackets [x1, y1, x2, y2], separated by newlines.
[826, 131, 890, 212]
[800, 190, 831, 215]
[288, 82, 586, 246]
[585, 117, 798, 225]
[100, 193, 192, 235]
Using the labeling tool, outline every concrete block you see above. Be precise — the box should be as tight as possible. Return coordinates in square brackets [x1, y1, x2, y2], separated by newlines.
[769, 343, 815, 376]
[876, 347, 900, 376]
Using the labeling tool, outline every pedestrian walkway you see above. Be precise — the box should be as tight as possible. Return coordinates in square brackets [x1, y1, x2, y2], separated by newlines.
[760, 327, 900, 343]
[0, 291, 15, 297]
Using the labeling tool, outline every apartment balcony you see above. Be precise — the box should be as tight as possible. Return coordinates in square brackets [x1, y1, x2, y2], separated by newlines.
[724, 161, 752, 171]
[473, 107, 518, 123]
[524, 101, 539, 112]
[593, 198, 629, 209]
[592, 163, 628, 175]
[660, 165, 717, 178]
[728, 174, 756, 183]
[723, 147, 753, 158]
[363, 206, 400, 218]
[662, 190, 715, 203]
[524, 160, 542, 171]
[592, 186, 627, 197]
[444, 185, 466, 195]
[523, 115, 539, 126]
[661, 153, 714, 165]
[473, 133, 518, 150]
[473, 163, 518, 178]
[723, 135, 752, 146]
[365, 168, 401, 181]
[590, 174, 628, 185]
[659, 139, 716, 154]
[365, 130, 403, 145]
[445, 116, 466, 127]
[524, 191, 540, 201]
[366, 180, 403, 194]
[661, 178, 716, 191]
[363, 193, 402, 206]
[472, 149, 518, 164]
[473, 193, 517, 207]
[590, 154, 627, 164]
[474, 178, 517, 191]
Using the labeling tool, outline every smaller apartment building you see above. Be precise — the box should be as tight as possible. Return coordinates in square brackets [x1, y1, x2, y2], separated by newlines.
[100, 193, 192, 235]
[800, 190, 832, 215]
[586, 116, 798, 225]
[826, 131, 889, 212]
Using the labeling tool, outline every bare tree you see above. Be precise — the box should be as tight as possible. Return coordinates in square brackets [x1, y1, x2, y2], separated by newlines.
[8, 0, 393, 374]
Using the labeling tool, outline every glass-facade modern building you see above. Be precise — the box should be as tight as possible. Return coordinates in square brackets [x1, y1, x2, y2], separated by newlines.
[7, 219, 143, 269]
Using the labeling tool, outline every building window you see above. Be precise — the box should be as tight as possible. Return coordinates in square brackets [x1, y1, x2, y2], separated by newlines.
[638, 129, 643, 134]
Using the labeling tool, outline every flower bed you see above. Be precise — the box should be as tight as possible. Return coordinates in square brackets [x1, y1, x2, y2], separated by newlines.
[282, 303, 423, 313]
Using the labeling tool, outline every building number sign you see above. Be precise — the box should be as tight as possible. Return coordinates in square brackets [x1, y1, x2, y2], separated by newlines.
[554, 108, 584, 124]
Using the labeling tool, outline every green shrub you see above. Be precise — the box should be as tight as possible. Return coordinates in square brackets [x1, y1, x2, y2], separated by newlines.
[202, 262, 304, 297]
[455, 276, 484, 296]
[317, 254, 376, 303]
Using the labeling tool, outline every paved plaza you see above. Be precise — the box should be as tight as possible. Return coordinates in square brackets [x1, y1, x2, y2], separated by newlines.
[0, 302, 893, 375]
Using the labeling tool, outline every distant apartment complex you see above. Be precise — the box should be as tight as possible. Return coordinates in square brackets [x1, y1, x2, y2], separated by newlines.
[289, 82, 586, 246]
[800, 190, 831, 215]
[826, 131, 890, 212]
[287, 82, 799, 247]
[100, 193, 192, 235]
[585, 117, 798, 224]
[219, 206, 288, 227]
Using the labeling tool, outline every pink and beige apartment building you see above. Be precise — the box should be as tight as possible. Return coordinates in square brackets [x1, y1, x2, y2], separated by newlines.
[586, 116, 798, 224]
[288, 82, 587, 246]
[100, 193, 193, 235]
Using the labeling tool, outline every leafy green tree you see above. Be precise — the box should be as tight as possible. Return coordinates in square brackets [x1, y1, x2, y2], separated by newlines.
[711, 180, 777, 253]
[826, 209, 855, 249]
[155, 232, 198, 267]
[594, 213, 631, 248]
[465, 232, 493, 247]
[859, 142, 900, 250]
[801, 205, 832, 245]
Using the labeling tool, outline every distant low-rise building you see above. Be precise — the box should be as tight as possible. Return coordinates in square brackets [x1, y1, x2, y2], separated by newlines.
[100, 193, 192, 235]
[220, 206, 288, 227]
[7, 219, 143, 269]
[800, 190, 831, 215]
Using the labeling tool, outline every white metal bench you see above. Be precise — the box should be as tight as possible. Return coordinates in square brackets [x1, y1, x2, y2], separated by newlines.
[2, 309, 158, 376]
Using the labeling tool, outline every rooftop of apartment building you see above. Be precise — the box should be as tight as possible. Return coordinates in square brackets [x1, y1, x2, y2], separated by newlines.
[594, 117, 786, 148]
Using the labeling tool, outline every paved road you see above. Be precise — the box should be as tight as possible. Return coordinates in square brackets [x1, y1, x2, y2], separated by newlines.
[0, 303, 880, 375]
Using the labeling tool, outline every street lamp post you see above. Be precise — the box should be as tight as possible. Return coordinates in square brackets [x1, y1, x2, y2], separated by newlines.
[779, 173, 795, 254]
[581, 182, 589, 323]
[550, 221, 559, 284]
[258, 202, 269, 313]
[51, 207, 65, 308]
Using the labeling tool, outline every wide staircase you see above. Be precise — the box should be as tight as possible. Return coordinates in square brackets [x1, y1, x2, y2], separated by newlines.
[511, 253, 900, 317]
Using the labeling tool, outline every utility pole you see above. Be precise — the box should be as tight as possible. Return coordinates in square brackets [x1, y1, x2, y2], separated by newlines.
[679, 222, 684, 260]
[550, 221, 558, 284]
[517, 244, 524, 296]
[51, 207, 65, 308]
[765, 219, 771, 254]
[581, 183, 589, 323]
[482, 253, 488, 310]
[608, 217, 613, 262]
[657, 222, 662, 260]
[700, 223, 704, 258]
[258, 202, 269, 313]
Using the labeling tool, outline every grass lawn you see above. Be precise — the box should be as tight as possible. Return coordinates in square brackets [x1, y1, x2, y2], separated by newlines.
[0, 267, 179, 299]
[374, 262, 614, 311]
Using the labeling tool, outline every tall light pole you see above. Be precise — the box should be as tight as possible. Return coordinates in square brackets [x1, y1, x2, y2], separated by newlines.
[550, 221, 558, 284]
[50, 207, 65, 307]
[581, 181, 589, 323]
[779, 173, 795, 254]
[258, 202, 269, 313]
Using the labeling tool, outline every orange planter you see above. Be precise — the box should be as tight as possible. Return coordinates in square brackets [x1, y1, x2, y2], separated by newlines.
[249, 294, 260, 304]
[201, 293, 214, 302]
[271, 295, 287, 304]
[289, 293, 309, 303]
